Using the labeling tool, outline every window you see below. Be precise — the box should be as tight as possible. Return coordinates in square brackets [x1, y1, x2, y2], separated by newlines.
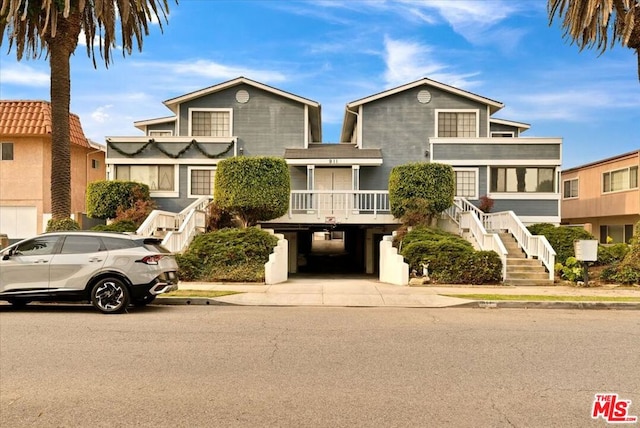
[490, 132, 514, 138]
[1, 142, 14, 160]
[454, 169, 478, 199]
[188, 167, 216, 198]
[115, 165, 175, 191]
[437, 112, 477, 137]
[191, 110, 231, 137]
[14, 236, 59, 256]
[563, 178, 578, 199]
[603, 166, 638, 193]
[490, 167, 555, 193]
[149, 130, 173, 137]
[600, 224, 634, 244]
[60, 236, 103, 254]
[91, 159, 100, 169]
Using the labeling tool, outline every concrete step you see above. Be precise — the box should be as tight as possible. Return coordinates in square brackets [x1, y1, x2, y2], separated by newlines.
[503, 278, 555, 286]
[506, 271, 551, 280]
[506, 264, 546, 273]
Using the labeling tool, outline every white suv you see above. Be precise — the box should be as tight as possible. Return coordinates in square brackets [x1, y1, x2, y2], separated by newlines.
[0, 231, 179, 314]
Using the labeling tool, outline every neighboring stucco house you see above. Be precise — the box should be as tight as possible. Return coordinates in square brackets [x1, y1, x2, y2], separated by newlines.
[0, 100, 106, 241]
[561, 150, 639, 243]
[105, 76, 562, 275]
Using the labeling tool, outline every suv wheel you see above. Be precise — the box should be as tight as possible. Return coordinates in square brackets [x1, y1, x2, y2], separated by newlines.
[91, 278, 130, 314]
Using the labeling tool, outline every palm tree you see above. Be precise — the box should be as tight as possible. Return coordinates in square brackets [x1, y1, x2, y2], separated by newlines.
[0, 0, 174, 220]
[549, 0, 640, 81]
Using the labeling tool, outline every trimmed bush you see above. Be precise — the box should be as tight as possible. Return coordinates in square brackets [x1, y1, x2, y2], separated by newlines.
[46, 218, 80, 232]
[177, 227, 279, 282]
[86, 181, 152, 220]
[600, 221, 640, 284]
[597, 243, 630, 265]
[206, 200, 237, 231]
[398, 226, 501, 285]
[527, 223, 594, 265]
[389, 163, 454, 225]
[91, 220, 138, 232]
[214, 157, 290, 227]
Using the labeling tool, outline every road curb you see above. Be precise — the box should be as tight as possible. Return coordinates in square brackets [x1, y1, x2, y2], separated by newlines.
[156, 297, 236, 306]
[456, 301, 640, 310]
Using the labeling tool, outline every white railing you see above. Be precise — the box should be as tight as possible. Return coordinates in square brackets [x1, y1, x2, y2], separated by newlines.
[447, 197, 556, 281]
[484, 210, 556, 280]
[136, 197, 211, 253]
[289, 190, 390, 219]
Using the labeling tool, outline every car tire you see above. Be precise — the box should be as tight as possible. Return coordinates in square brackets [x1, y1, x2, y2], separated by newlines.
[91, 278, 130, 314]
[8, 299, 30, 308]
[132, 294, 156, 307]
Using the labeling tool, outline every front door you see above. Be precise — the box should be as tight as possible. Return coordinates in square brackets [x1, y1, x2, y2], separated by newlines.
[315, 168, 352, 214]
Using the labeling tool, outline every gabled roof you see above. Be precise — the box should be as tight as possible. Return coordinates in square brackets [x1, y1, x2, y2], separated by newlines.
[163, 76, 321, 111]
[0, 100, 91, 148]
[346, 77, 504, 112]
[341, 77, 505, 142]
[133, 116, 176, 132]
[490, 118, 530, 133]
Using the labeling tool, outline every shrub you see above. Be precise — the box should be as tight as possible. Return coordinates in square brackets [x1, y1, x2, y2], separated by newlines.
[478, 195, 494, 213]
[597, 243, 630, 265]
[527, 224, 594, 265]
[557, 256, 584, 282]
[214, 157, 290, 227]
[46, 218, 80, 232]
[177, 227, 279, 282]
[389, 163, 454, 225]
[398, 226, 501, 284]
[86, 181, 152, 220]
[91, 220, 138, 232]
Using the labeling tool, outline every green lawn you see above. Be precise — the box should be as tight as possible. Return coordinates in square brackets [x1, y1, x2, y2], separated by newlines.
[440, 294, 640, 302]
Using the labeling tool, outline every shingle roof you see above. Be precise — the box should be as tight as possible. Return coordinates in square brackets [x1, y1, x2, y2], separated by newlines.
[0, 100, 91, 148]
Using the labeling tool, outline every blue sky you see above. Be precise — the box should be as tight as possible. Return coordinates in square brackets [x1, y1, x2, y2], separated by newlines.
[1, 0, 638, 169]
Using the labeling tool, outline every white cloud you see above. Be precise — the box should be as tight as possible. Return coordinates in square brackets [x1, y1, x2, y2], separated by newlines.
[382, 37, 479, 88]
[134, 59, 288, 83]
[0, 63, 49, 87]
[90, 105, 113, 123]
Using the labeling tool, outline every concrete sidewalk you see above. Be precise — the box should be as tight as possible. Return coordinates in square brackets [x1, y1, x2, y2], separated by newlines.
[157, 276, 640, 309]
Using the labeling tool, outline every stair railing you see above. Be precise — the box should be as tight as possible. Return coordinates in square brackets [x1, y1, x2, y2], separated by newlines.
[484, 210, 556, 280]
[458, 211, 508, 280]
[136, 196, 212, 253]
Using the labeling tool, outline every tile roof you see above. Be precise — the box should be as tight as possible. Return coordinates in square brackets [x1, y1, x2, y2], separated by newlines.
[0, 100, 91, 148]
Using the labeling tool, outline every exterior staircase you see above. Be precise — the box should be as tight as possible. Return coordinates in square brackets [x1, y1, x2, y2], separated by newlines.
[499, 232, 554, 286]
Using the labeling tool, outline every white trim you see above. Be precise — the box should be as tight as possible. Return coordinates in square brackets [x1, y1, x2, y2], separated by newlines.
[148, 130, 174, 137]
[286, 158, 383, 166]
[488, 193, 560, 200]
[188, 108, 233, 137]
[304, 105, 309, 148]
[453, 167, 479, 200]
[490, 131, 515, 138]
[107, 136, 236, 144]
[346, 77, 504, 113]
[438, 159, 560, 166]
[358, 105, 363, 148]
[107, 158, 223, 165]
[430, 137, 562, 145]
[490, 118, 530, 131]
[133, 116, 176, 132]
[187, 166, 217, 199]
[164, 77, 320, 112]
[435, 109, 480, 138]
[562, 177, 579, 199]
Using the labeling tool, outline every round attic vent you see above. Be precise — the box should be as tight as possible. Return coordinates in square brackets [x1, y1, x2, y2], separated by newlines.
[417, 89, 432, 104]
[236, 89, 250, 103]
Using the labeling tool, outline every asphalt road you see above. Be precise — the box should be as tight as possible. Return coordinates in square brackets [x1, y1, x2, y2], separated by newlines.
[1, 304, 639, 427]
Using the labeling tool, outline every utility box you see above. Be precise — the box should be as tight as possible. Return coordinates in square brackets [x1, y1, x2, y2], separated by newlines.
[574, 240, 598, 262]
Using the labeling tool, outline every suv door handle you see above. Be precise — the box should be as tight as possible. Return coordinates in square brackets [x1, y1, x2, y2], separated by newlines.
[34, 259, 49, 264]
[88, 257, 103, 262]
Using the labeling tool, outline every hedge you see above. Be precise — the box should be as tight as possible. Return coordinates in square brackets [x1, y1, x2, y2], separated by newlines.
[86, 181, 151, 220]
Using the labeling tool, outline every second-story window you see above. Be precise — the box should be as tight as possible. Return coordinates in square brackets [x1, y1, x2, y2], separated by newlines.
[490, 167, 555, 193]
[563, 178, 578, 198]
[437, 112, 477, 137]
[602, 166, 638, 193]
[1, 142, 14, 160]
[149, 130, 173, 137]
[191, 110, 231, 137]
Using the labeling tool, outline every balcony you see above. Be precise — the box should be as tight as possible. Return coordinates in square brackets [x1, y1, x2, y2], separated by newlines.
[267, 190, 397, 225]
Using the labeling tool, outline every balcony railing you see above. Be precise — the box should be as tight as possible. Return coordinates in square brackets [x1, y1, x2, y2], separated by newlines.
[288, 190, 391, 220]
